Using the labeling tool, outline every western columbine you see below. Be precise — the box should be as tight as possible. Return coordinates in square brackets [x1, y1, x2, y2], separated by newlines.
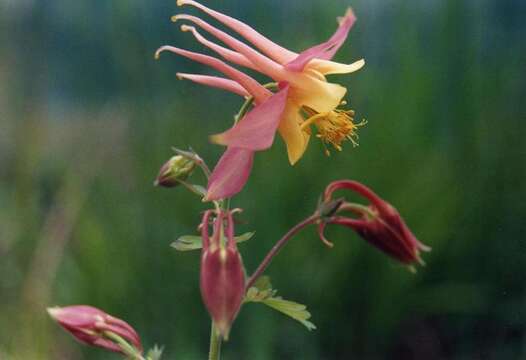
[319, 180, 431, 265]
[156, 0, 365, 200]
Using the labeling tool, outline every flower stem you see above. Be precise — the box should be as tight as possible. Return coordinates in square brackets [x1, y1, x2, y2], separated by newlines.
[171, 147, 211, 178]
[233, 96, 254, 124]
[233, 82, 278, 124]
[177, 179, 206, 198]
[208, 322, 222, 360]
[103, 331, 145, 360]
[246, 214, 319, 289]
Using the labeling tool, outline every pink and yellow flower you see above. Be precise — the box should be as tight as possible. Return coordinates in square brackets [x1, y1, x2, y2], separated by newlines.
[156, 0, 365, 200]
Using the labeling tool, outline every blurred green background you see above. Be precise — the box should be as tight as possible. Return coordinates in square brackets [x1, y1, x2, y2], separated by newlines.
[1, 0, 525, 359]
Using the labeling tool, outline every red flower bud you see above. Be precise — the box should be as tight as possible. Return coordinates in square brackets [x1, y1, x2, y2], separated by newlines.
[321, 180, 430, 265]
[47, 305, 142, 354]
[200, 210, 246, 340]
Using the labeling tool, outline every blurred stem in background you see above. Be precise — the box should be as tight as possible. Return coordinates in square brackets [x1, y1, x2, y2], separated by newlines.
[16, 146, 102, 358]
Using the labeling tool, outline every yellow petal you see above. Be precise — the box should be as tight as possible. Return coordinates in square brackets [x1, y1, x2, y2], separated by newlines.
[288, 76, 347, 113]
[308, 58, 365, 75]
[278, 102, 310, 165]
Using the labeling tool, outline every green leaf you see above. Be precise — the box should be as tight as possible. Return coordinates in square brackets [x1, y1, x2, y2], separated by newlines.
[234, 231, 255, 244]
[245, 277, 316, 331]
[171, 235, 202, 251]
[190, 184, 207, 196]
[253, 276, 272, 292]
[146, 345, 163, 360]
[171, 231, 255, 251]
[245, 276, 276, 302]
[262, 297, 317, 331]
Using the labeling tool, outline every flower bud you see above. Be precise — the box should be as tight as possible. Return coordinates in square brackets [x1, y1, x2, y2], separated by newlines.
[154, 155, 195, 187]
[47, 305, 142, 355]
[199, 210, 245, 340]
[321, 180, 430, 265]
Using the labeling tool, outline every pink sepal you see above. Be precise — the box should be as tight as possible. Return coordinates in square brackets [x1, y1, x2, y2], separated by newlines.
[285, 8, 356, 72]
[206, 147, 254, 200]
[211, 85, 289, 150]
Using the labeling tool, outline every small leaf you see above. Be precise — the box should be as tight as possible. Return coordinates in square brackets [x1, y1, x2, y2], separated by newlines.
[146, 345, 163, 360]
[262, 297, 316, 331]
[171, 232, 255, 251]
[171, 235, 202, 251]
[235, 231, 255, 244]
[245, 277, 316, 331]
[245, 287, 260, 301]
[191, 184, 207, 196]
[244, 285, 275, 303]
[172, 147, 198, 159]
[253, 276, 272, 291]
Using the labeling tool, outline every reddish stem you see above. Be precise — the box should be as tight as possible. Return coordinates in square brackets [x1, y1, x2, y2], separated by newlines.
[201, 210, 213, 250]
[325, 180, 390, 214]
[245, 214, 319, 289]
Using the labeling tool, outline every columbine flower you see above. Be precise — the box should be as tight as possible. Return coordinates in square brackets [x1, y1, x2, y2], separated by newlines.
[200, 209, 246, 340]
[156, 0, 365, 200]
[47, 305, 143, 355]
[319, 180, 431, 265]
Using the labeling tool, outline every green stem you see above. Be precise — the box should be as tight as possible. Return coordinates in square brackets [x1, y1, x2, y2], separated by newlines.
[177, 179, 206, 198]
[233, 82, 278, 124]
[233, 96, 254, 124]
[171, 147, 211, 179]
[103, 331, 145, 360]
[208, 322, 222, 360]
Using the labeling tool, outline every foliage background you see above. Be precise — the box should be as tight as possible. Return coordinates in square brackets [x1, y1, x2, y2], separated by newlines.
[1, 0, 525, 358]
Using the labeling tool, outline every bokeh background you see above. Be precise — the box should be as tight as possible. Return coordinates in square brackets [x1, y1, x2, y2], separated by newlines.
[1, 0, 525, 359]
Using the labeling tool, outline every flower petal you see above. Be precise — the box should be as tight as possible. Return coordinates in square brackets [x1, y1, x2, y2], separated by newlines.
[177, 0, 297, 64]
[278, 102, 310, 165]
[180, 25, 258, 71]
[288, 77, 347, 113]
[206, 147, 254, 200]
[308, 58, 365, 75]
[176, 73, 249, 97]
[173, 14, 286, 81]
[210, 86, 289, 151]
[285, 8, 356, 72]
[156, 45, 270, 103]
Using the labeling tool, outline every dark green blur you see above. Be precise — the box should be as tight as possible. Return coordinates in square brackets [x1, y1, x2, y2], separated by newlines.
[1, 0, 525, 359]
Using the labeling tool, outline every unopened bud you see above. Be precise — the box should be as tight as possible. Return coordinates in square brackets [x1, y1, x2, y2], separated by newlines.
[351, 204, 429, 264]
[154, 155, 195, 187]
[47, 305, 143, 355]
[321, 180, 430, 265]
[199, 210, 245, 340]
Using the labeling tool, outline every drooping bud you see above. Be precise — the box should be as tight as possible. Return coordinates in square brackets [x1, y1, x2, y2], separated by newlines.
[154, 155, 195, 187]
[199, 210, 246, 340]
[321, 180, 430, 265]
[47, 305, 143, 355]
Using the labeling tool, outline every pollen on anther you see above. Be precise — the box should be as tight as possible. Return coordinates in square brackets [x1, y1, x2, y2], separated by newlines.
[305, 108, 364, 154]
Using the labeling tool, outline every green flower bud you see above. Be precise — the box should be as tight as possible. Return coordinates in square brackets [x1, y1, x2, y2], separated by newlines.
[154, 155, 196, 188]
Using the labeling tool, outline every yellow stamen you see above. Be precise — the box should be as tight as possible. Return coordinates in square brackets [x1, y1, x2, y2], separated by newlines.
[300, 106, 366, 154]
